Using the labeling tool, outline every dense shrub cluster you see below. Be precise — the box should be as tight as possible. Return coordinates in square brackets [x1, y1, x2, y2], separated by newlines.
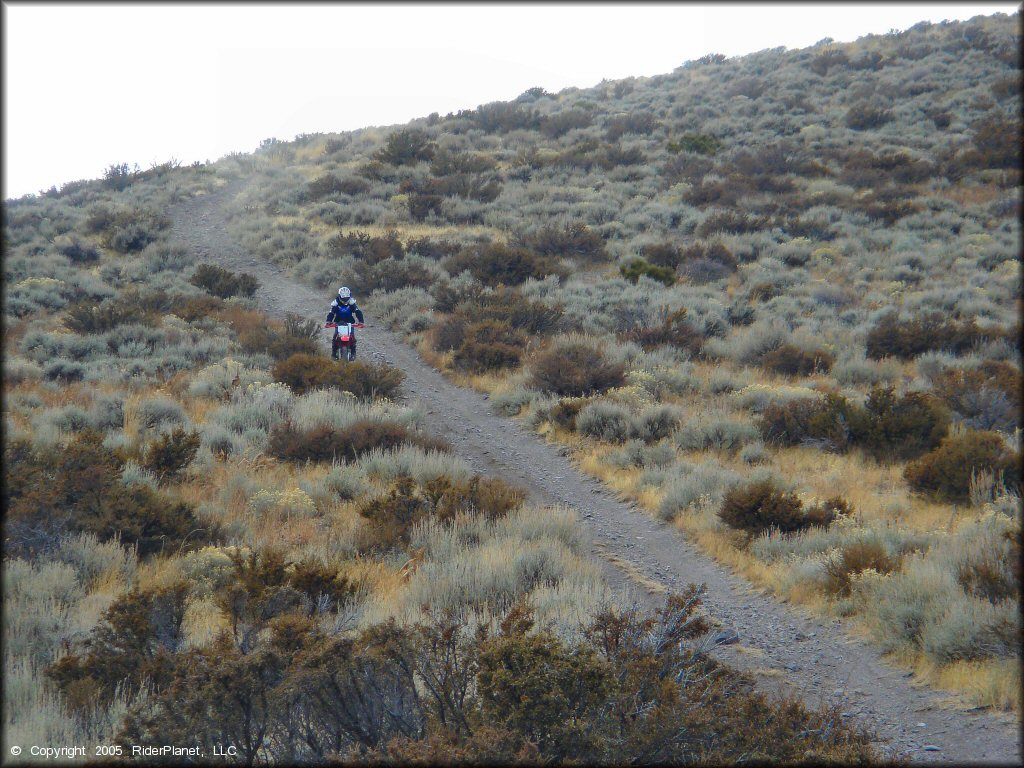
[267, 419, 448, 464]
[620, 258, 676, 286]
[350, 255, 436, 293]
[4, 431, 213, 558]
[48, 548, 359, 712]
[619, 309, 704, 357]
[530, 342, 625, 396]
[48, 577, 875, 764]
[429, 287, 562, 374]
[373, 128, 436, 165]
[272, 353, 404, 399]
[719, 479, 845, 536]
[84, 207, 170, 253]
[929, 361, 1021, 431]
[189, 264, 259, 299]
[358, 475, 526, 549]
[760, 343, 834, 376]
[64, 300, 152, 334]
[514, 222, 607, 262]
[904, 430, 1021, 502]
[327, 230, 405, 262]
[140, 427, 201, 482]
[55, 235, 100, 264]
[444, 242, 567, 287]
[233, 311, 320, 361]
[865, 312, 1001, 360]
[758, 387, 949, 461]
[824, 539, 902, 597]
[300, 173, 369, 202]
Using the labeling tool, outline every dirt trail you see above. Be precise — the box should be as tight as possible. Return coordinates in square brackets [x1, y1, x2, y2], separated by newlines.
[169, 180, 1021, 764]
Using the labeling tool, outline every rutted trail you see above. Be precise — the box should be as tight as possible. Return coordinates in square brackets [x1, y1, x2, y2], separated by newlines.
[169, 180, 1021, 765]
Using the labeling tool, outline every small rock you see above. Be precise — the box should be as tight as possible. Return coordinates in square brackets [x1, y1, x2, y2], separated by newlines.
[833, 689, 844, 696]
[916, 722, 927, 728]
[922, 745, 940, 752]
[712, 630, 740, 645]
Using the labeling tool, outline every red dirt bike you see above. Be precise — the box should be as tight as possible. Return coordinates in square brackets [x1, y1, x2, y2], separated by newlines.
[324, 322, 364, 362]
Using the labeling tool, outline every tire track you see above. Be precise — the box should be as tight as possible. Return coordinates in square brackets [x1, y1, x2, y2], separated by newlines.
[168, 179, 1021, 765]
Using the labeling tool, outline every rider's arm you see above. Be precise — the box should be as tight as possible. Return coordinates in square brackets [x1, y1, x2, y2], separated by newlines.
[354, 307, 365, 324]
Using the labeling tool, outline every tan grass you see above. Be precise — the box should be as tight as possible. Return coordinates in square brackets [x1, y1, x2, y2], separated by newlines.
[591, 542, 668, 595]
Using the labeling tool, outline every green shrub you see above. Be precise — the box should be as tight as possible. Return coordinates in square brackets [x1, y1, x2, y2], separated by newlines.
[373, 128, 436, 165]
[619, 258, 676, 286]
[540, 109, 593, 138]
[760, 388, 949, 461]
[844, 102, 895, 130]
[452, 339, 522, 373]
[267, 419, 448, 464]
[477, 629, 612, 760]
[359, 474, 526, 549]
[64, 300, 152, 334]
[445, 242, 566, 287]
[719, 479, 835, 536]
[758, 397, 822, 446]
[327, 230, 404, 263]
[849, 387, 950, 461]
[189, 264, 259, 299]
[5, 431, 212, 558]
[760, 344, 834, 376]
[605, 111, 657, 140]
[515, 222, 607, 262]
[351, 256, 436, 293]
[966, 112, 1020, 170]
[449, 286, 563, 336]
[619, 309, 704, 356]
[930, 363, 1021, 431]
[667, 132, 723, 156]
[407, 192, 445, 221]
[865, 312, 994, 360]
[141, 427, 201, 482]
[530, 342, 625, 397]
[300, 173, 369, 202]
[272, 353, 404, 400]
[47, 581, 189, 711]
[904, 430, 1021, 502]
[408, 236, 461, 261]
[55, 236, 100, 264]
[83, 207, 169, 252]
[639, 242, 682, 269]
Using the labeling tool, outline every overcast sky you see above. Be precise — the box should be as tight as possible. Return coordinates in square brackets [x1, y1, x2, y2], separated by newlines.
[3, 2, 1019, 199]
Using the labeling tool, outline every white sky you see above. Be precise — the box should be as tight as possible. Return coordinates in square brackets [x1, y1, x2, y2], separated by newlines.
[3, 2, 1020, 199]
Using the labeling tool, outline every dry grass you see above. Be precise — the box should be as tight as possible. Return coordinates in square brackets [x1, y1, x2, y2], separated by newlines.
[591, 542, 668, 595]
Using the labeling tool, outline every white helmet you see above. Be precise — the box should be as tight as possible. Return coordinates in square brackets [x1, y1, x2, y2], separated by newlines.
[337, 286, 351, 300]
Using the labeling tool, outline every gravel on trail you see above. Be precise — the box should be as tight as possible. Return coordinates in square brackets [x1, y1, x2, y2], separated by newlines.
[169, 179, 1022, 765]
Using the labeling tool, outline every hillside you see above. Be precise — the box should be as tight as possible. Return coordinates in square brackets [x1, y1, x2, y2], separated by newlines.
[3, 11, 1021, 764]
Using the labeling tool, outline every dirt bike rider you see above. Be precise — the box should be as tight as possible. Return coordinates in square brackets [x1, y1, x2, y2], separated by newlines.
[326, 286, 364, 359]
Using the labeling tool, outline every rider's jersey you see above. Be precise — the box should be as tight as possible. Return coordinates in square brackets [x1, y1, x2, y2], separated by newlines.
[327, 296, 364, 325]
